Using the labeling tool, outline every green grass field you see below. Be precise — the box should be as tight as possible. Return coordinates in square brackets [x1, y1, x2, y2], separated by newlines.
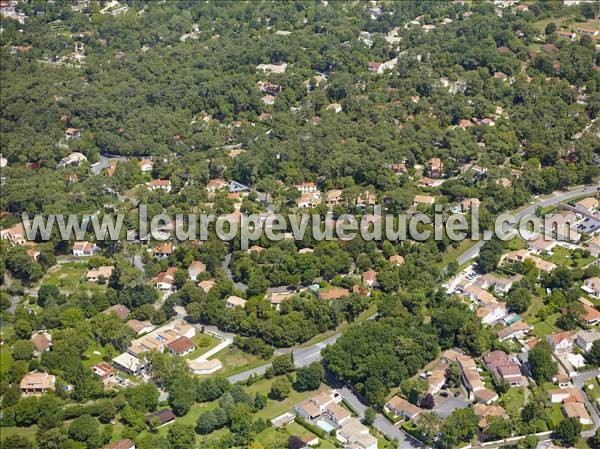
[185, 334, 221, 360]
[38, 263, 107, 294]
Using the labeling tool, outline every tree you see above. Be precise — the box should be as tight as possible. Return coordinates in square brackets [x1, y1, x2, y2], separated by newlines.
[363, 408, 376, 426]
[528, 343, 558, 381]
[294, 363, 324, 392]
[1, 436, 33, 449]
[486, 416, 512, 440]
[270, 377, 292, 400]
[440, 408, 479, 448]
[125, 383, 159, 412]
[506, 287, 532, 314]
[169, 375, 196, 416]
[272, 354, 294, 376]
[589, 427, 600, 449]
[167, 423, 195, 449]
[581, 3, 597, 20]
[556, 418, 582, 446]
[545, 22, 557, 35]
[37, 284, 60, 307]
[12, 340, 34, 360]
[588, 340, 600, 366]
[68, 414, 102, 449]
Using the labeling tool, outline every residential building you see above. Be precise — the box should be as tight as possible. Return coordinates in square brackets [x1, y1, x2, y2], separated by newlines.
[188, 358, 222, 375]
[126, 320, 155, 335]
[146, 409, 176, 427]
[296, 192, 322, 209]
[187, 261, 206, 281]
[295, 182, 318, 194]
[473, 403, 506, 429]
[497, 321, 531, 341]
[362, 270, 378, 288]
[389, 255, 405, 266]
[105, 439, 135, 449]
[477, 302, 508, 326]
[483, 351, 525, 387]
[549, 388, 584, 403]
[563, 402, 593, 425]
[0, 222, 27, 246]
[92, 362, 114, 381]
[86, 266, 114, 282]
[547, 331, 573, 353]
[147, 179, 172, 192]
[256, 63, 287, 74]
[589, 234, 600, 257]
[167, 336, 195, 356]
[326, 103, 342, 113]
[428, 157, 444, 178]
[153, 242, 174, 258]
[112, 352, 145, 376]
[20, 372, 56, 395]
[527, 236, 557, 254]
[574, 26, 599, 37]
[155, 267, 177, 290]
[198, 279, 216, 294]
[476, 273, 524, 295]
[413, 194, 435, 206]
[325, 189, 344, 207]
[138, 159, 153, 172]
[72, 241, 96, 256]
[575, 329, 600, 352]
[583, 277, 600, 299]
[384, 396, 423, 422]
[65, 128, 81, 140]
[58, 151, 86, 167]
[457, 355, 498, 404]
[461, 198, 480, 212]
[207, 178, 229, 193]
[102, 304, 130, 320]
[226, 295, 246, 309]
[578, 297, 600, 325]
[556, 30, 577, 40]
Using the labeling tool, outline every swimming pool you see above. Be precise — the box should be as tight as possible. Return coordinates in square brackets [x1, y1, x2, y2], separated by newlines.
[316, 419, 335, 433]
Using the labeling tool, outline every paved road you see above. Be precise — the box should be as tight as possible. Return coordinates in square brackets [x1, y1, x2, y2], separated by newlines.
[457, 184, 599, 266]
[222, 253, 248, 293]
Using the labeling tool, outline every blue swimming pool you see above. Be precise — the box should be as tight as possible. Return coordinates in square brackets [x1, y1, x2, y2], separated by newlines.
[316, 419, 335, 433]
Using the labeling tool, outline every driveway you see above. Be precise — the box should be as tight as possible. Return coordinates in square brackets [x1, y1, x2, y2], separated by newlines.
[433, 395, 470, 419]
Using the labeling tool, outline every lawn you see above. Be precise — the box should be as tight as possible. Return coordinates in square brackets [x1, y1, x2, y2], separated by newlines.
[549, 403, 565, 428]
[211, 346, 263, 377]
[81, 341, 108, 369]
[543, 246, 595, 269]
[532, 313, 561, 339]
[0, 426, 39, 443]
[246, 376, 323, 420]
[257, 423, 338, 449]
[523, 296, 545, 323]
[499, 387, 525, 417]
[185, 333, 221, 360]
[583, 378, 600, 401]
[1, 343, 14, 374]
[38, 263, 106, 294]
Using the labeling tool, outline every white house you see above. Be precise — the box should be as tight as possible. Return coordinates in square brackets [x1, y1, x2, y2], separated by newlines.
[72, 241, 96, 256]
[583, 277, 600, 299]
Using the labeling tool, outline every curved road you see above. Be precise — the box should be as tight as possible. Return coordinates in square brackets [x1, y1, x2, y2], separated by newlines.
[224, 183, 599, 448]
[457, 184, 599, 266]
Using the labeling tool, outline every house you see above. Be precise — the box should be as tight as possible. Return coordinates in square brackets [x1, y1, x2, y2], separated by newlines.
[389, 255, 405, 266]
[295, 182, 318, 194]
[126, 320, 155, 335]
[549, 388, 584, 403]
[527, 255, 557, 274]
[542, 43, 558, 54]
[104, 439, 135, 449]
[102, 304, 130, 320]
[167, 336, 195, 356]
[363, 270, 378, 288]
[319, 287, 350, 301]
[428, 157, 444, 178]
[461, 198, 480, 212]
[20, 372, 56, 395]
[476, 273, 524, 295]
[146, 409, 176, 427]
[0, 222, 27, 246]
[418, 177, 445, 188]
[58, 152, 87, 168]
[156, 267, 177, 290]
[527, 236, 557, 254]
[65, 128, 81, 140]
[300, 435, 319, 447]
[563, 402, 593, 425]
[187, 261, 206, 281]
[496, 177, 512, 188]
[147, 179, 172, 192]
[497, 321, 531, 341]
[207, 178, 229, 193]
[86, 266, 114, 282]
[262, 95, 276, 105]
[473, 403, 506, 429]
[426, 368, 447, 396]
[337, 420, 377, 449]
[92, 362, 114, 381]
[198, 279, 216, 294]
[112, 352, 145, 376]
[105, 439, 135, 449]
[295, 399, 322, 420]
[476, 302, 508, 326]
[326, 103, 342, 113]
[325, 189, 343, 207]
[547, 331, 573, 353]
[153, 242, 174, 258]
[271, 412, 296, 428]
[368, 57, 397, 74]
[296, 192, 322, 209]
[574, 26, 599, 37]
[583, 277, 600, 299]
[256, 62, 287, 74]
[457, 355, 498, 404]
[589, 235, 600, 257]
[226, 295, 246, 309]
[461, 284, 497, 306]
[556, 30, 577, 40]
[483, 351, 525, 386]
[31, 332, 52, 355]
[138, 159, 153, 172]
[575, 329, 600, 352]
[578, 297, 600, 325]
[384, 396, 422, 422]
[73, 241, 96, 257]
[324, 402, 351, 426]
[413, 195, 435, 206]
